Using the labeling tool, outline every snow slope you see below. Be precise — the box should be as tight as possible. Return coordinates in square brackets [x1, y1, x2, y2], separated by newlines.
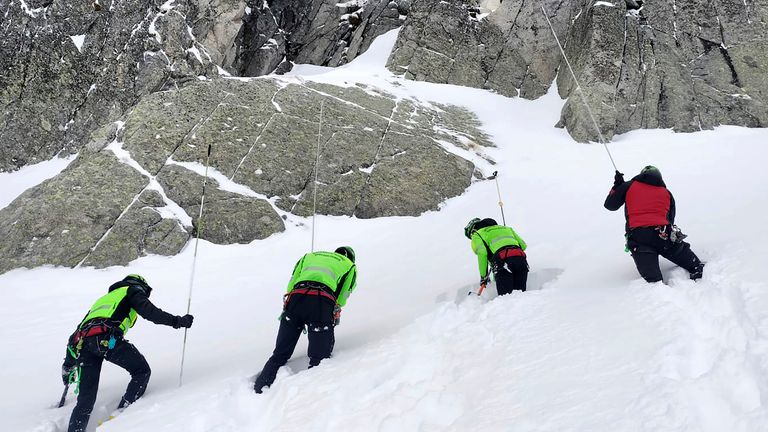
[0, 154, 75, 209]
[1, 30, 768, 432]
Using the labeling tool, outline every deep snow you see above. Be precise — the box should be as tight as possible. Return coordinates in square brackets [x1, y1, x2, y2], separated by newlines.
[1, 30, 767, 432]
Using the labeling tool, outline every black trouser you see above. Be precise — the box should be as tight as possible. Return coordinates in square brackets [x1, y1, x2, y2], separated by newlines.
[628, 226, 704, 283]
[494, 255, 529, 295]
[68, 335, 151, 432]
[254, 292, 335, 393]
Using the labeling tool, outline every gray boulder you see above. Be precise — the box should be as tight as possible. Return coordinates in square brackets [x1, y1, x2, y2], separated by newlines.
[0, 149, 148, 273]
[84, 190, 191, 268]
[156, 164, 284, 244]
[125, 77, 489, 217]
[0, 76, 490, 273]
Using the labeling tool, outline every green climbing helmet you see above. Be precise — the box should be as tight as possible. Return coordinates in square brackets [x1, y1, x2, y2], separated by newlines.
[335, 246, 356, 263]
[464, 218, 482, 239]
[641, 165, 662, 178]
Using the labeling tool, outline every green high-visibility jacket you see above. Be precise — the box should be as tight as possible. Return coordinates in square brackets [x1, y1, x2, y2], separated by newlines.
[64, 281, 178, 367]
[80, 286, 138, 334]
[287, 251, 357, 307]
[470, 225, 527, 278]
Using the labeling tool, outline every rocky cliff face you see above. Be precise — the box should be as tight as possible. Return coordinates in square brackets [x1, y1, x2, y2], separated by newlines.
[0, 77, 491, 273]
[388, 0, 768, 142]
[0, 0, 219, 172]
[0, 0, 472, 274]
[0, 0, 405, 172]
[5, 0, 766, 167]
[558, 0, 768, 141]
[232, 0, 406, 76]
[386, 0, 573, 99]
[3, 0, 767, 273]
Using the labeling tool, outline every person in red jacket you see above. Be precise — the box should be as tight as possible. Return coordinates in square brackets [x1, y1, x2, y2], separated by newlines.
[604, 166, 704, 283]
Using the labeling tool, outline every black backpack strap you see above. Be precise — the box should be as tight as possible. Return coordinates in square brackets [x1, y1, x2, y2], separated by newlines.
[335, 265, 356, 298]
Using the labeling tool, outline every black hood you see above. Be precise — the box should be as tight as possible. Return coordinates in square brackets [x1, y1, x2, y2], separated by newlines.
[633, 172, 665, 187]
[108, 280, 129, 292]
[475, 218, 498, 230]
[108, 279, 152, 296]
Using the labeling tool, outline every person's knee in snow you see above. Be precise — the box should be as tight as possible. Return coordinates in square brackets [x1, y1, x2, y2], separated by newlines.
[464, 217, 529, 294]
[604, 166, 704, 282]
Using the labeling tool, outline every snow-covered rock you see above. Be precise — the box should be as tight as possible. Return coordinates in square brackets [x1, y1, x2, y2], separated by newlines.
[387, 0, 768, 142]
[0, 69, 491, 272]
[0, 0, 405, 174]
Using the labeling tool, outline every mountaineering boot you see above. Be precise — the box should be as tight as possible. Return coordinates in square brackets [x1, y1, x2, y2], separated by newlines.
[690, 263, 705, 281]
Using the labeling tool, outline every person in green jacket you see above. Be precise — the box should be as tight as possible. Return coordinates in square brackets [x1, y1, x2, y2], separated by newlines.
[465, 218, 529, 294]
[254, 246, 357, 393]
[62, 274, 193, 432]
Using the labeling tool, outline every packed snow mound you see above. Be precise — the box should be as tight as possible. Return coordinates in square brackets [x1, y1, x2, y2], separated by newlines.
[639, 263, 768, 431]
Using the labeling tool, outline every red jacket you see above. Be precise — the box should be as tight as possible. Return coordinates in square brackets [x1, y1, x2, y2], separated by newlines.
[604, 172, 676, 232]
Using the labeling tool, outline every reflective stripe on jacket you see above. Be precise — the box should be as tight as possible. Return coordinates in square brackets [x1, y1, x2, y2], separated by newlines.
[80, 286, 138, 334]
[287, 251, 357, 307]
[471, 226, 527, 278]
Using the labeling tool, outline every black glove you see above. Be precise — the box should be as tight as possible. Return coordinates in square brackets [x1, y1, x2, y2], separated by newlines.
[62, 364, 76, 385]
[174, 314, 194, 329]
[613, 170, 624, 186]
[480, 276, 490, 286]
[333, 306, 342, 326]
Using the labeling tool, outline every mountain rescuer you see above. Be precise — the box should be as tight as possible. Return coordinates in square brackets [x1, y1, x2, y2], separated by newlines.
[465, 218, 529, 294]
[604, 166, 705, 282]
[62, 274, 194, 432]
[253, 247, 357, 393]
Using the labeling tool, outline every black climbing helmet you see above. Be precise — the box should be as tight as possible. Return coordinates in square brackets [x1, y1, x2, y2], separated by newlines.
[335, 246, 356, 263]
[641, 165, 662, 179]
[464, 218, 482, 239]
[124, 274, 152, 295]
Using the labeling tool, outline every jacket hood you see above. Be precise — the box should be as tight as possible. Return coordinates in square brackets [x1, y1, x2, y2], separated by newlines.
[108, 280, 129, 292]
[108, 280, 151, 296]
[633, 172, 666, 187]
[475, 218, 498, 230]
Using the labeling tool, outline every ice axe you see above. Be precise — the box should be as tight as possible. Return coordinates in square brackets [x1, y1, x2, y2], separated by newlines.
[468, 281, 488, 297]
[477, 282, 487, 296]
[57, 383, 69, 408]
